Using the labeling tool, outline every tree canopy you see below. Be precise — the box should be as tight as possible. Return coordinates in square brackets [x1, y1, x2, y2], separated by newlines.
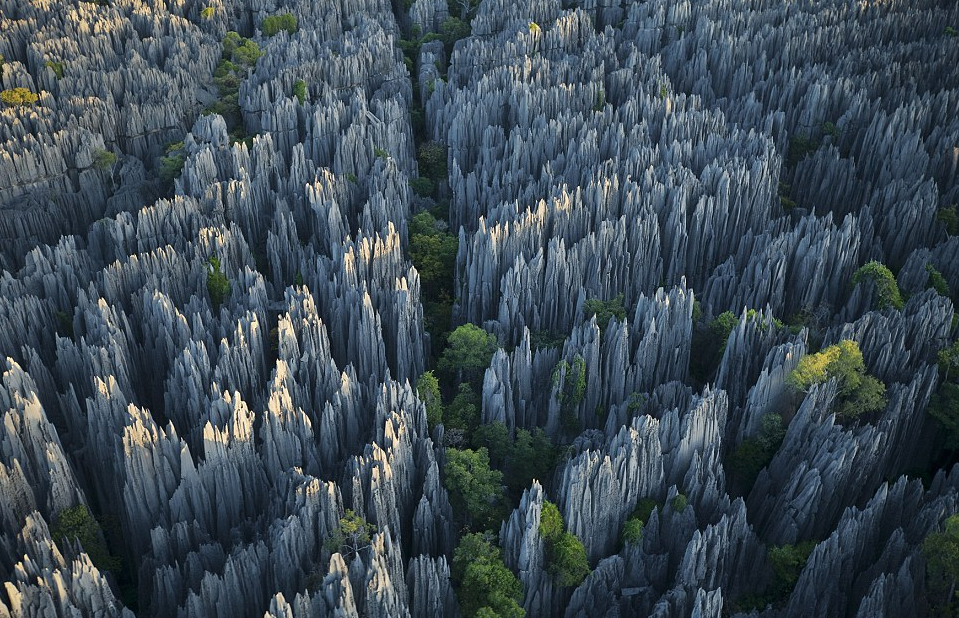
[262, 13, 298, 36]
[923, 513, 959, 615]
[206, 256, 231, 309]
[439, 324, 498, 381]
[452, 533, 525, 618]
[444, 447, 505, 530]
[786, 340, 886, 420]
[51, 505, 121, 572]
[583, 294, 627, 332]
[538, 500, 590, 587]
[1, 87, 39, 107]
[852, 261, 904, 310]
[326, 509, 375, 559]
[416, 370, 443, 428]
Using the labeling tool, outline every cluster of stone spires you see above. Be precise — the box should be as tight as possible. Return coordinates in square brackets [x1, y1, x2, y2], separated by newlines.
[1, 0, 958, 616]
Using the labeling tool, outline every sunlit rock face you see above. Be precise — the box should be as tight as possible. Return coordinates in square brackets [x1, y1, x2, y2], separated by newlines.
[1, 0, 958, 616]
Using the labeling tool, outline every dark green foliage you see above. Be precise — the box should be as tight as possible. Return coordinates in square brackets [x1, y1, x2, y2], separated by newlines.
[768, 541, 817, 599]
[410, 176, 435, 197]
[473, 422, 512, 468]
[621, 498, 659, 545]
[418, 141, 449, 180]
[529, 330, 565, 350]
[51, 505, 122, 572]
[409, 212, 457, 290]
[946, 26, 958, 37]
[55, 310, 74, 339]
[374, 146, 389, 159]
[787, 133, 820, 167]
[207, 33, 259, 129]
[223, 32, 263, 67]
[583, 293, 627, 332]
[787, 340, 887, 420]
[262, 13, 298, 36]
[445, 447, 506, 530]
[473, 425, 557, 495]
[1, 87, 39, 107]
[416, 371, 444, 428]
[439, 324, 498, 382]
[671, 493, 688, 512]
[439, 17, 471, 54]
[727, 414, 785, 493]
[452, 534, 525, 618]
[711, 311, 739, 349]
[326, 509, 375, 559]
[592, 89, 605, 112]
[689, 310, 743, 384]
[206, 256, 231, 309]
[45, 60, 65, 79]
[821, 121, 840, 139]
[292, 79, 307, 104]
[92, 149, 117, 170]
[940, 342, 959, 383]
[939, 205, 959, 235]
[159, 142, 185, 184]
[553, 356, 587, 435]
[539, 501, 590, 587]
[779, 181, 797, 211]
[446, 383, 480, 433]
[929, 383, 959, 453]
[852, 260, 904, 310]
[923, 514, 959, 616]
[927, 264, 951, 297]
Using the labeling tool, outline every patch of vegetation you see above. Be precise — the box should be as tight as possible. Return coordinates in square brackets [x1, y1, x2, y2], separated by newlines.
[852, 260, 904, 310]
[529, 330, 566, 350]
[262, 13, 298, 37]
[927, 263, 951, 298]
[671, 493, 688, 513]
[326, 509, 375, 559]
[787, 133, 820, 167]
[410, 176, 435, 197]
[593, 88, 605, 112]
[1, 87, 39, 107]
[583, 293, 627, 333]
[445, 447, 507, 530]
[768, 541, 817, 599]
[292, 79, 307, 104]
[54, 310, 74, 339]
[779, 181, 797, 211]
[416, 370, 444, 428]
[553, 356, 587, 435]
[51, 505, 122, 572]
[621, 498, 660, 545]
[92, 148, 117, 170]
[206, 256, 231, 309]
[787, 340, 887, 420]
[374, 146, 389, 160]
[452, 533, 525, 618]
[200, 6, 215, 19]
[539, 501, 590, 587]
[45, 60, 65, 79]
[439, 323, 498, 386]
[472, 421, 558, 496]
[159, 141, 186, 184]
[939, 205, 958, 236]
[418, 141, 449, 181]
[727, 413, 786, 494]
[206, 32, 262, 130]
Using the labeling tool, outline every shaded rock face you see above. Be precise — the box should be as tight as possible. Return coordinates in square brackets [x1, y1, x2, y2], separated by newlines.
[1, 0, 958, 616]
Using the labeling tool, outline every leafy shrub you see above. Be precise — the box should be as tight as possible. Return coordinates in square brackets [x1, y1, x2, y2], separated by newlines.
[92, 149, 117, 169]
[292, 79, 307, 104]
[939, 205, 958, 235]
[671, 493, 688, 512]
[923, 514, 959, 616]
[374, 146, 389, 159]
[45, 60, 65, 79]
[539, 501, 590, 587]
[416, 370, 444, 428]
[418, 141, 449, 180]
[206, 256, 231, 309]
[51, 505, 121, 572]
[452, 533, 525, 618]
[410, 176, 435, 197]
[583, 294, 627, 332]
[852, 261, 904, 310]
[262, 13, 298, 36]
[444, 447, 505, 530]
[787, 340, 887, 420]
[326, 510, 375, 559]
[622, 498, 659, 545]
[1, 87, 39, 107]
[787, 133, 820, 167]
[200, 6, 215, 19]
[727, 414, 786, 492]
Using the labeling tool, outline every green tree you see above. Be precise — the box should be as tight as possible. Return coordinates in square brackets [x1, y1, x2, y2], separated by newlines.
[727, 413, 786, 493]
[1, 87, 39, 107]
[206, 256, 231, 309]
[767, 541, 817, 599]
[446, 383, 480, 433]
[473, 422, 512, 468]
[504, 427, 555, 493]
[445, 447, 505, 529]
[439, 324, 498, 383]
[92, 149, 117, 170]
[200, 6, 215, 18]
[787, 340, 886, 420]
[51, 505, 121, 572]
[671, 493, 688, 512]
[292, 79, 307, 104]
[924, 514, 959, 615]
[416, 370, 444, 428]
[621, 498, 659, 545]
[583, 294, 627, 332]
[852, 261, 904, 310]
[939, 205, 958, 236]
[409, 212, 457, 290]
[452, 533, 525, 618]
[929, 383, 959, 453]
[262, 13, 298, 36]
[927, 264, 951, 298]
[45, 60, 65, 79]
[326, 509, 375, 559]
[538, 501, 590, 587]
[418, 141, 449, 180]
[939, 341, 959, 384]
